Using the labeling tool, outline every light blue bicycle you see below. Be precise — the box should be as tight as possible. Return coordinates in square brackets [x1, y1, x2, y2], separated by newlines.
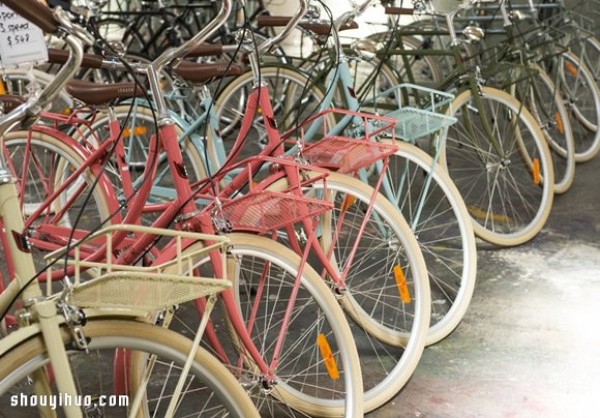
[77, 0, 476, 347]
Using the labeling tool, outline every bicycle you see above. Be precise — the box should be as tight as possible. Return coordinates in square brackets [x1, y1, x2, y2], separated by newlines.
[74, 0, 469, 351]
[64, 0, 468, 351]
[521, 0, 600, 162]
[1, 1, 367, 417]
[362, 0, 555, 247]
[397, 0, 600, 163]
[0, 3, 261, 417]
[205, 0, 476, 345]
[17, 71, 426, 416]
[438, 0, 578, 194]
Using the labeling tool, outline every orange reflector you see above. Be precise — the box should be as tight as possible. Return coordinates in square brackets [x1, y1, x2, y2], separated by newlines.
[61, 107, 72, 115]
[340, 195, 355, 212]
[532, 157, 540, 185]
[0, 80, 6, 95]
[317, 334, 340, 380]
[122, 126, 148, 137]
[393, 265, 411, 304]
[565, 61, 578, 77]
[554, 112, 564, 135]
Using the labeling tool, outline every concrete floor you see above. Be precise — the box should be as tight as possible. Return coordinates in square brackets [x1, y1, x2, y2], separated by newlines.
[369, 133, 600, 417]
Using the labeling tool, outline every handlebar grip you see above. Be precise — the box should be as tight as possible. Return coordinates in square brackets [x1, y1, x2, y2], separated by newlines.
[384, 7, 415, 15]
[2, 0, 60, 34]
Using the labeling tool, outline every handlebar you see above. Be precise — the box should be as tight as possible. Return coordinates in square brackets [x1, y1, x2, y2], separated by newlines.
[256, 16, 359, 36]
[256, 0, 308, 54]
[384, 7, 415, 15]
[334, 0, 374, 30]
[152, 0, 232, 71]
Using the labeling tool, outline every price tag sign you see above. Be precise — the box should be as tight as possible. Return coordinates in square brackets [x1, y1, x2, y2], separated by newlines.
[0, 4, 48, 66]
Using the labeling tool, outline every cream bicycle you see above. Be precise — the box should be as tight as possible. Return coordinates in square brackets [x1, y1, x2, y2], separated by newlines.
[0, 2, 260, 417]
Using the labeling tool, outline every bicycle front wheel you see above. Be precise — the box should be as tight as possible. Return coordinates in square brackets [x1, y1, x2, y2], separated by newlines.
[169, 233, 364, 418]
[379, 140, 477, 345]
[441, 86, 554, 246]
[269, 171, 430, 412]
[512, 64, 576, 194]
[555, 51, 600, 162]
[0, 319, 260, 417]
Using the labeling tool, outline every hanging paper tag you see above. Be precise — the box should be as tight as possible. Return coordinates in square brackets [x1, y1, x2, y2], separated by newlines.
[0, 5, 48, 66]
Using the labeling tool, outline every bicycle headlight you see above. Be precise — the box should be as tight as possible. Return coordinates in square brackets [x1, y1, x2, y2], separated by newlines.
[463, 26, 485, 42]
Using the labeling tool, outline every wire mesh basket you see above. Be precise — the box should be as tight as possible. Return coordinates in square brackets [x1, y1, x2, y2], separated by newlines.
[365, 83, 457, 142]
[288, 108, 400, 173]
[563, 9, 598, 34]
[219, 189, 332, 233]
[46, 224, 231, 311]
[302, 136, 398, 174]
[215, 156, 334, 234]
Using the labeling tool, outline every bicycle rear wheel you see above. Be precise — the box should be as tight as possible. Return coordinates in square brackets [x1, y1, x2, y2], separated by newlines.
[94, 17, 147, 58]
[76, 104, 208, 204]
[0, 67, 74, 113]
[211, 65, 332, 160]
[0, 319, 259, 417]
[441, 86, 554, 246]
[567, 29, 599, 85]
[367, 30, 445, 88]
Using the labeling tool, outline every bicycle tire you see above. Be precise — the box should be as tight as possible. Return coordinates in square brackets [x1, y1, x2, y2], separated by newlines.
[512, 64, 576, 194]
[566, 28, 600, 84]
[267, 171, 430, 412]
[554, 50, 600, 161]
[378, 140, 477, 345]
[299, 48, 400, 111]
[441, 86, 554, 246]
[168, 233, 364, 417]
[373, 32, 445, 87]
[0, 67, 74, 114]
[0, 319, 260, 417]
